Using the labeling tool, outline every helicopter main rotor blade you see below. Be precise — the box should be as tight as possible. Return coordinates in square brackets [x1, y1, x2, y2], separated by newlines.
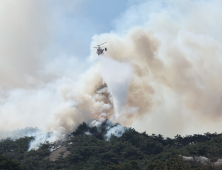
[98, 42, 107, 46]
[93, 47, 98, 48]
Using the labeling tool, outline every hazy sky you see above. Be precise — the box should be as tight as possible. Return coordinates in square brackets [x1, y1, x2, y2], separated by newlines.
[47, 0, 130, 58]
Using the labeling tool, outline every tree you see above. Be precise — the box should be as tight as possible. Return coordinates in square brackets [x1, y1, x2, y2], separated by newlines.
[0, 155, 22, 170]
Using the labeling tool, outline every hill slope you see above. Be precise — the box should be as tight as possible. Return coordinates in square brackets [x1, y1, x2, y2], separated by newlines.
[1, 120, 222, 169]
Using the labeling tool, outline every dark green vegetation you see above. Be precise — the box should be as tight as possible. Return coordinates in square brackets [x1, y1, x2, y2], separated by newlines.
[1, 121, 222, 169]
[0, 137, 51, 170]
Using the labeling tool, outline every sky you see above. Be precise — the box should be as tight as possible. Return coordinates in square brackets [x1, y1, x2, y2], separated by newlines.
[1, 0, 222, 143]
[47, 0, 130, 58]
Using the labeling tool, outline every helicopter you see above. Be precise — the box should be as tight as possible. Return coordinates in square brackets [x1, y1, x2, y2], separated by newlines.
[94, 42, 107, 55]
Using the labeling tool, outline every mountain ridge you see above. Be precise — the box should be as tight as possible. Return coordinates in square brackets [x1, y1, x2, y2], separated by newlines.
[1, 120, 222, 169]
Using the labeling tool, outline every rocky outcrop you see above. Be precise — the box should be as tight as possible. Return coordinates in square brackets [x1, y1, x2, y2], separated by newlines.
[47, 146, 70, 161]
[213, 159, 222, 166]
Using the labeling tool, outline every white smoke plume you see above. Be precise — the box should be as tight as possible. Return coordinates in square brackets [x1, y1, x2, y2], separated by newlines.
[1, 0, 222, 150]
[0, 127, 40, 140]
[89, 119, 128, 140]
[91, 0, 222, 137]
[0, 0, 51, 89]
[105, 124, 127, 140]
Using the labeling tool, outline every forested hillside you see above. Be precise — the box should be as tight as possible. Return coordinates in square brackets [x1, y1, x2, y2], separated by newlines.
[1, 121, 222, 170]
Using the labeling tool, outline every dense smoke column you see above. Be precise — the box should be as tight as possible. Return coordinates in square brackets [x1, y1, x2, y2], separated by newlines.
[2, 0, 222, 143]
[91, 0, 222, 136]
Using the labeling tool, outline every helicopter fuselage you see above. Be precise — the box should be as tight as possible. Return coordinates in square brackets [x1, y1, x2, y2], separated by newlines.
[94, 42, 107, 55]
[97, 48, 104, 55]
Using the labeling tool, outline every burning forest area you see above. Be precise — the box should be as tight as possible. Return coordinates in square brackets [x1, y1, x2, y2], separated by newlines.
[1, 0, 222, 169]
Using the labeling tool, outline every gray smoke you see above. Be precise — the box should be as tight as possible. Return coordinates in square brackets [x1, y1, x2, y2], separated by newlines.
[1, 0, 222, 149]
[90, 0, 222, 137]
[0, 127, 40, 140]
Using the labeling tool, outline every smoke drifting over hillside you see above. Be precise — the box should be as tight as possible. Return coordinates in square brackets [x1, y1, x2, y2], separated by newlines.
[1, 0, 222, 148]
[91, 0, 222, 136]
